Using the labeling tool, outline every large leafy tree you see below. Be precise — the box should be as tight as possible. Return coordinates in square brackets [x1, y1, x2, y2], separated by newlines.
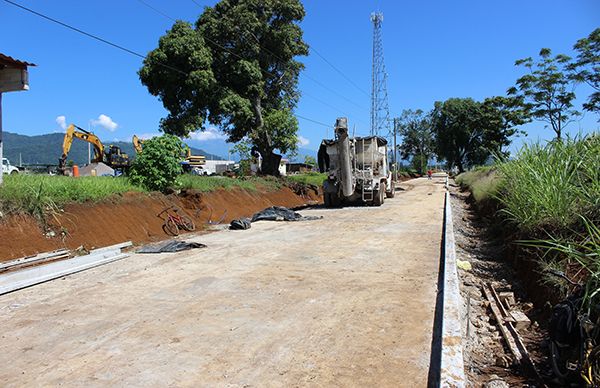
[508, 48, 579, 140]
[139, 0, 309, 175]
[571, 28, 600, 115]
[396, 109, 434, 174]
[431, 97, 526, 172]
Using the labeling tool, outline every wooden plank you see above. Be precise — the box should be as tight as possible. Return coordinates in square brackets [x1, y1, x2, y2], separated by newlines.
[0, 249, 70, 271]
[482, 284, 522, 363]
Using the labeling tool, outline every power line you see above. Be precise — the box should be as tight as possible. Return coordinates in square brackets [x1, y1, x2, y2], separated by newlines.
[295, 114, 330, 128]
[136, 0, 176, 22]
[310, 46, 370, 97]
[3, 0, 187, 75]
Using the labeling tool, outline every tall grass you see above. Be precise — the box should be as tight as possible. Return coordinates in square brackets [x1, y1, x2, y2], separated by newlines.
[496, 135, 599, 231]
[286, 172, 326, 187]
[0, 174, 145, 223]
[456, 166, 501, 204]
[176, 175, 281, 192]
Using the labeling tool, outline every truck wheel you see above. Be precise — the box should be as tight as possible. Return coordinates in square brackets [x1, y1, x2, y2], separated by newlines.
[10, 170, 18, 175]
[386, 181, 395, 198]
[372, 189, 383, 206]
[324, 192, 332, 208]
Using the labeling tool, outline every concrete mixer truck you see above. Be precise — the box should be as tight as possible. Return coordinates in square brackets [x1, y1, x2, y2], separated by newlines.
[317, 117, 395, 207]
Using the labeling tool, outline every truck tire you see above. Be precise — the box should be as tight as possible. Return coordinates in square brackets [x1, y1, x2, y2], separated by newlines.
[372, 188, 384, 206]
[324, 192, 340, 208]
[386, 180, 395, 198]
[10, 170, 18, 175]
[324, 192, 332, 208]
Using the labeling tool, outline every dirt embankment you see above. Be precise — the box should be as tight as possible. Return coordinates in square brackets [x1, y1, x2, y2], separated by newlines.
[0, 185, 320, 262]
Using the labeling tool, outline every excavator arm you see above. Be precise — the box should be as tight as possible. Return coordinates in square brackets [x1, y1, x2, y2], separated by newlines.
[132, 135, 144, 154]
[59, 124, 104, 172]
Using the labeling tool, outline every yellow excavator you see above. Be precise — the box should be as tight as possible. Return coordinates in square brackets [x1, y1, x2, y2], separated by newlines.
[59, 124, 130, 174]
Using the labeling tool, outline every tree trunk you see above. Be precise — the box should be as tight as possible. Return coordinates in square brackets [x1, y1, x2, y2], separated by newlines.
[260, 150, 282, 176]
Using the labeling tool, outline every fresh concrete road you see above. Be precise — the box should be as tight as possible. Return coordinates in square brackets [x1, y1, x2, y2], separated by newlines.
[0, 176, 446, 387]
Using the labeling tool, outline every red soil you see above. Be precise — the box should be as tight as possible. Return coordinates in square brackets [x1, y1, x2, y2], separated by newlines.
[0, 185, 320, 262]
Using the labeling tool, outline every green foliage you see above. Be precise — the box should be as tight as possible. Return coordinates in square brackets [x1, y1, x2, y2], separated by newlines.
[139, 0, 309, 175]
[287, 172, 326, 187]
[431, 97, 525, 172]
[455, 166, 501, 204]
[496, 134, 600, 231]
[0, 175, 144, 219]
[396, 109, 434, 174]
[177, 175, 281, 192]
[304, 155, 316, 166]
[571, 28, 600, 115]
[129, 135, 184, 191]
[509, 48, 579, 139]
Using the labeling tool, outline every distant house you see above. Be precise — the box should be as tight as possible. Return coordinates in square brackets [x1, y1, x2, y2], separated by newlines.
[286, 162, 314, 174]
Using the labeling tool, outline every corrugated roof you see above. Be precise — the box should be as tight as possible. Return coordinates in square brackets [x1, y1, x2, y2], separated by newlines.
[0, 53, 36, 68]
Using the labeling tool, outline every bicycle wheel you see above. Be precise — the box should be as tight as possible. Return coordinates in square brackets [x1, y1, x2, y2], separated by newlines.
[164, 218, 179, 236]
[180, 215, 196, 231]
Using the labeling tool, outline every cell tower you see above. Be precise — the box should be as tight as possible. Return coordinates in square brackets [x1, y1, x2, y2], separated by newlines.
[370, 11, 390, 137]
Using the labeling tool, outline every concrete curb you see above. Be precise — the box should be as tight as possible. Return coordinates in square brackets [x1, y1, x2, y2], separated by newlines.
[439, 189, 466, 387]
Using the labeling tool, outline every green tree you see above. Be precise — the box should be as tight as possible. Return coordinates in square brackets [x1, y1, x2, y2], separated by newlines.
[571, 28, 600, 115]
[396, 109, 434, 174]
[129, 134, 184, 191]
[139, 0, 309, 176]
[508, 48, 579, 140]
[431, 97, 525, 172]
[304, 155, 316, 166]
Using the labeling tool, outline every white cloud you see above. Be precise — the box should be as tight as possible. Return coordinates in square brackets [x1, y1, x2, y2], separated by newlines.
[138, 133, 160, 140]
[297, 135, 310, 147]
[190, 127, 226, 142]
[91, 114, 118, 132]
[56, 115, 67, 130]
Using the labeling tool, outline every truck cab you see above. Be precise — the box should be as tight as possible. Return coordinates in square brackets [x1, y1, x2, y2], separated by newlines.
[2, 158, 19, 175]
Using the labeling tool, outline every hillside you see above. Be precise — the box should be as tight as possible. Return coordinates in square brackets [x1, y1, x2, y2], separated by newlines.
[2, 132, 224, 166]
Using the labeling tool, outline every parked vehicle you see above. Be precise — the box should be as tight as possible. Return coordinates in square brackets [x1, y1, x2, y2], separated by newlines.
[318, 117, 395, 207]
[2, 158, 19, 174]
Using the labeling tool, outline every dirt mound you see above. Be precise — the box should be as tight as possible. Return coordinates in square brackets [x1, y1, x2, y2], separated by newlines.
[0, 185, 321, 262]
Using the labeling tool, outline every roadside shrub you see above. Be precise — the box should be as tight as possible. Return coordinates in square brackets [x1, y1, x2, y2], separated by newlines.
[129, 134, 184, 192]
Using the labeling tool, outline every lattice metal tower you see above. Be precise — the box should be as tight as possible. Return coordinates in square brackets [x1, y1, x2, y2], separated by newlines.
[370, 12, 390, 137]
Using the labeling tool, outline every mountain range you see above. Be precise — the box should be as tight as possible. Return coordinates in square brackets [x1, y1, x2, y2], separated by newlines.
[1, 132, 224, 166]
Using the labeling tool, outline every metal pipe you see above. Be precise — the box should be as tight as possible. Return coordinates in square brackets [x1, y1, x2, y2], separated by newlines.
[335, 117, 353, 197]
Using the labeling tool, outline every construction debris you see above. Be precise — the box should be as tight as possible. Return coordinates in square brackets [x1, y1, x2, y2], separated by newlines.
[482, 282, 543, 383]
[251, 206, 322, 222]
[136, 240, 206, 253]
[0, 249, 70, 273]
[229, 218, 251, 230]
[0, 242, 132, 295]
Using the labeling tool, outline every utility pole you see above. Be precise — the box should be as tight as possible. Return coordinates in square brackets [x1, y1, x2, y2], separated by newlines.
[393, 117, 398, 181]
[0, 93, 3, 186]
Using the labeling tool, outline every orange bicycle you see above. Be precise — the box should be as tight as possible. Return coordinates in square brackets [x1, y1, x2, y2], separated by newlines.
[157, 206, 196, 236]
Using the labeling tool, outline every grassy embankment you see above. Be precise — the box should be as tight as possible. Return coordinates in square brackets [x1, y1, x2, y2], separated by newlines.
[286, 172, 326, 187]
[0, 173, 315, 220]
[456, 134, 600, 306]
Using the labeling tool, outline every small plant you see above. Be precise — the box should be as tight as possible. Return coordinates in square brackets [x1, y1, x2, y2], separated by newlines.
[129, 134, 184, 192]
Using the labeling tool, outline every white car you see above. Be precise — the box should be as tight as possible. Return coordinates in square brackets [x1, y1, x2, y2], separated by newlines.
[2, 158, 19, 174]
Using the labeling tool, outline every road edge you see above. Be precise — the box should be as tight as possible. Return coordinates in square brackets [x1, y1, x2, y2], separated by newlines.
[439, 188, 466, 387]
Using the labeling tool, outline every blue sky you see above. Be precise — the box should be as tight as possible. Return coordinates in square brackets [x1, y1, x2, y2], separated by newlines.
[1, 0, 599, 158]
